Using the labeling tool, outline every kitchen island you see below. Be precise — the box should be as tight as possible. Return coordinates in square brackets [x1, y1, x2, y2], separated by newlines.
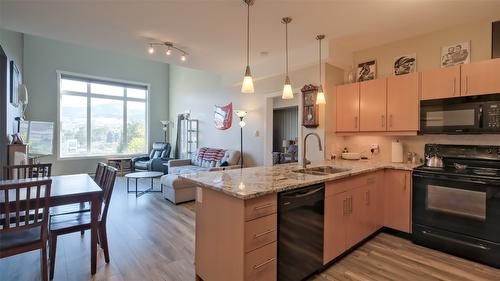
[181, 160, 417, 281]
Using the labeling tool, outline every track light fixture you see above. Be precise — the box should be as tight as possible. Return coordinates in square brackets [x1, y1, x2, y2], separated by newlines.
[147, 41, 188, 62]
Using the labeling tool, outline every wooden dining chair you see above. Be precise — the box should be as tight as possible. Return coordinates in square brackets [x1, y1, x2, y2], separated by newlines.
[94, 162, 107, 187]
[2, 163, 52, 180]
[48, 166, 117, 279]
[0, 179, 52, 281]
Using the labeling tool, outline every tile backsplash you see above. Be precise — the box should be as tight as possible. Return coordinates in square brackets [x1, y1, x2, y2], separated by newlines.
[329, 135, 500, 163]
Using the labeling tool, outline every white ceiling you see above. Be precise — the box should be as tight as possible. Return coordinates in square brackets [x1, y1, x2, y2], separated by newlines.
[2, 0, 500, 85]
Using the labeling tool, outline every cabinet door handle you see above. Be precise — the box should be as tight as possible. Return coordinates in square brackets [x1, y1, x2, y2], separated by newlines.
[354, 116, 358, 129]
[381, 115, 385, 128]
[453, 77, 456, 95]
[349, 196, 353, 214]
[366, 191, 370, 206]
[254, 229, 275, 238]
[465, 76, 468, 94]
[343, 199, 347, 216]
[404, 173, 407, 191]
[253, 258, 276, 270]
[389, 114, 393, 128]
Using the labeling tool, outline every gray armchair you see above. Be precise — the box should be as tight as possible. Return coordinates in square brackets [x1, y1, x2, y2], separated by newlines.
[131, 142, 171, 174]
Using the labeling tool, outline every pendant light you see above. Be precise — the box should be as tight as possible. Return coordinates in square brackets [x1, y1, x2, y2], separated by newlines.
[282, 17, 293, 99]
[316, 34, 326, 104]
[241, 0, 255, 94]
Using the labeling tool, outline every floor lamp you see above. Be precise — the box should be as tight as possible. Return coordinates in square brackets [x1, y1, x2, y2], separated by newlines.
[234, 110, 247, 168]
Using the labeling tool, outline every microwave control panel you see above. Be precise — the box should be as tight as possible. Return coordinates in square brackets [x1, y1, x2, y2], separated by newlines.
[486, 104, 500, 128]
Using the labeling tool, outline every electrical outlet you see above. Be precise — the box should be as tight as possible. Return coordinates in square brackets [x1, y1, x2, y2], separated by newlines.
[370, 144, 380, 154]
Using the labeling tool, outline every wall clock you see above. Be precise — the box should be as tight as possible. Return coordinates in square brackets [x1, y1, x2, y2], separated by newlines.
[301, 84, 319, 128]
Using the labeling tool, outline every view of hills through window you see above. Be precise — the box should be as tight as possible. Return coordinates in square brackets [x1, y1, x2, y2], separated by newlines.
[59, 75, 147, 158]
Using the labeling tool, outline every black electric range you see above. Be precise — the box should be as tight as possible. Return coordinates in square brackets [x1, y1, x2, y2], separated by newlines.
[412, 144, 500, 269]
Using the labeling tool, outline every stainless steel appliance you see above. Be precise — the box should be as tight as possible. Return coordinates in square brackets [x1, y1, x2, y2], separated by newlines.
[420, 94, 500, 134]
[412, 144, 500, 268]
[278, 184, 324, 281]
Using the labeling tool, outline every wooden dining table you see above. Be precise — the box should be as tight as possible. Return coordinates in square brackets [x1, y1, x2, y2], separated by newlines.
[0, 174, 103, 275]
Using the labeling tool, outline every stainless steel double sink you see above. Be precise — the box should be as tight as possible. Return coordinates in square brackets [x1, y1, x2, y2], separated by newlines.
[292, 166, 351, 176]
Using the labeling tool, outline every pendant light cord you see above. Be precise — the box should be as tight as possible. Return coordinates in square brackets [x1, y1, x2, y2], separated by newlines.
[246, 2, 250, 67]
[319, 38, 322, 85]
[285, 22, 289, 76]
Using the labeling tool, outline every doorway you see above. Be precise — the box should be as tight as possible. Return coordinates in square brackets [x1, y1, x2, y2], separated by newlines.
[273, 106, 298, 163]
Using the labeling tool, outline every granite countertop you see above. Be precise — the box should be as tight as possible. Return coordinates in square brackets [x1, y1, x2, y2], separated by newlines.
[180, 160, 420, 200]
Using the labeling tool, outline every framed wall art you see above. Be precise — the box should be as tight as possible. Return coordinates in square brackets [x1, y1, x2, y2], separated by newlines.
[357, 60, 376, 82]
[10, 61, 20, 107]
[214, 102, 233, 130]
[393, 54, 416, 75]
[441, 41, 470, 68]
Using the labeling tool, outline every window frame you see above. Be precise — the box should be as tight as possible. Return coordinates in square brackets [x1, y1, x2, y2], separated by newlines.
[56, 70, 150, 160]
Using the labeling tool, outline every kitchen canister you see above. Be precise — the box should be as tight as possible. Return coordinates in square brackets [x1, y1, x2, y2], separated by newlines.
[392, 140, 404, 163]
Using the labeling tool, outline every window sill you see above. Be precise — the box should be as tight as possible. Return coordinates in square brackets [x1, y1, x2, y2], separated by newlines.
[58, 154, 147, 161]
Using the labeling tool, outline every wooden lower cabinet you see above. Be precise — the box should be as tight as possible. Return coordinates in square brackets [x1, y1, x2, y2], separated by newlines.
[196, 188, 277, 281]
[323, 171, 383, 264]
[384, 170, 412, 233]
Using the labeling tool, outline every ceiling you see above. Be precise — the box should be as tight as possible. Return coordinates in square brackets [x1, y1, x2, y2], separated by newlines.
[2, 0, 500, 85]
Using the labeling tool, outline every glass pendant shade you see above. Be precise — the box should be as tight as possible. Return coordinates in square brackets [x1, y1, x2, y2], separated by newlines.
[316, 85, 326, 104]
[282, 76, 293, 99]
[241, 66, 254, 94]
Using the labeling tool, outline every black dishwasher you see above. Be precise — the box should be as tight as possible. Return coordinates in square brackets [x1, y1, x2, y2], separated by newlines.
[278, 184, 324, 281]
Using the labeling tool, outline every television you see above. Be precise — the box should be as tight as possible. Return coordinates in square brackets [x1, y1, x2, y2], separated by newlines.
[19, 121, 54, 156]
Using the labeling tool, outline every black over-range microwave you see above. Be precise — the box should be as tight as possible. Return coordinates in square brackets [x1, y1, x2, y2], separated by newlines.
[420, 94, 500, 134]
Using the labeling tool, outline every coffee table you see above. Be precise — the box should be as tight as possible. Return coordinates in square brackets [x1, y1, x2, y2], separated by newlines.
[125, 171, 164, 197]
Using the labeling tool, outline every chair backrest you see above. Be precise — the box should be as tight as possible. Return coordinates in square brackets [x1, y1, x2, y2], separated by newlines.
[150, 142, 171, 160]
[2, 164, 52, 180]
[94, 162, 107, 187]
[99, 166, 117, 222]
[0, 179, 52, 237]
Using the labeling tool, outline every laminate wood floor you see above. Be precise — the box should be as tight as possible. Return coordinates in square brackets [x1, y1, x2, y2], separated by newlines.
[1, 177, 499, 281]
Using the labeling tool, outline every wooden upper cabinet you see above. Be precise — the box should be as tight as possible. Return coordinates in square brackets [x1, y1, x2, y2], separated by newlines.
[384, 170, 412, 233]
[360, 79, 387, 131]
[336, 83, 360, 132]
[461, 58, 500, 97]
[387, 73, 420, 132]
[421, 65, 460, 100]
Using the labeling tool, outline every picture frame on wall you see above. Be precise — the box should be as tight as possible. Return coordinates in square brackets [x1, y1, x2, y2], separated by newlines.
[9, 61, 20, 107]
[393, 54, 416, 75]
[357, 60, 376, 82]
[441, 41, 470, 68]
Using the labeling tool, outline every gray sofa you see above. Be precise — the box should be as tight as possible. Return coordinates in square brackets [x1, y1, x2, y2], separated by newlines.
[161, 148, 240, 204]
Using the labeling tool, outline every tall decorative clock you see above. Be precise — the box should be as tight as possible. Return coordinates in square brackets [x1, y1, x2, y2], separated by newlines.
[301, 84, 320, 128]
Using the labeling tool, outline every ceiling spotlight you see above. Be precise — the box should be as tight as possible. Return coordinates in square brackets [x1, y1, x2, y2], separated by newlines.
[147, 41, 188, 61]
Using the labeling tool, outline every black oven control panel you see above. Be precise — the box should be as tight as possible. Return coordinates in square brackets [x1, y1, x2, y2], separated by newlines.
[485, 103, 500, 129]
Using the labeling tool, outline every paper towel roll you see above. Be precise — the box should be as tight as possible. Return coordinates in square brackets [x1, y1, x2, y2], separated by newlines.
[392, 141, 403, 163]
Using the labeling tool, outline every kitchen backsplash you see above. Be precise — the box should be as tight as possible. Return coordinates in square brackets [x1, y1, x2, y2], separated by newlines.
[331, 135, 500, 163]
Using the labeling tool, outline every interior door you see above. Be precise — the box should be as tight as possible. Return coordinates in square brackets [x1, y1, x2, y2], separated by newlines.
[384, 170, 412, 233]
[360, 79, 387, 131]
[0, 46, 7, 173]
[461, 58, 500, 96]
[387, 73, 420, 132]
[336, 83, 359, 132]
[421, 66, 460, 100]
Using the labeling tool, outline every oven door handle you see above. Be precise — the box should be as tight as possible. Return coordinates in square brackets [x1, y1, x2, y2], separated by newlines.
[413, 173, 491, 185]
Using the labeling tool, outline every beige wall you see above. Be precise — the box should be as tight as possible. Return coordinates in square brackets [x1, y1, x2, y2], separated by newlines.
[354, 19, 493, 78]
[334, 18, 500, 162]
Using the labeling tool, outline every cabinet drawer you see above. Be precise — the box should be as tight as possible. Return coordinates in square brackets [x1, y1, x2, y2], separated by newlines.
[245, 242, 277, 281]
[245, 214, 277, 253]
[325, 172, 378, 197]
[245, 194, 277, 221]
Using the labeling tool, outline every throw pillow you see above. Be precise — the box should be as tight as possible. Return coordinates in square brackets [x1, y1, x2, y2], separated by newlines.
[220, 161, 229, 167]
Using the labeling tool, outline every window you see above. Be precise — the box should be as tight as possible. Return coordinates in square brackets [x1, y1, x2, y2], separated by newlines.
[58, 73, 148, 158]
